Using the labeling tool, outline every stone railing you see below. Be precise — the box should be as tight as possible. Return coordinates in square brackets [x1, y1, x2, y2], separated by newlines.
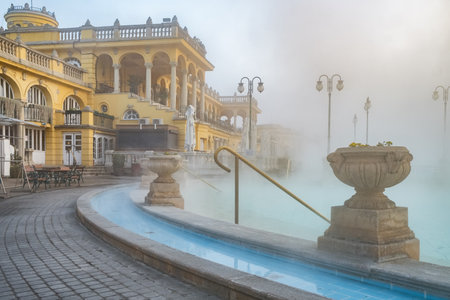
[204, 84, 220, 100]
[219, 95, 258, 105]
[6, 18, 206, 57]
[64, 110, 81, 125]
[0, 97, 22, 119]
[24, 104, 53, 124]
[7, 4, 56, 18]
[0, 36, 85, 84]
[63, 64, 83, 80]
[26, 49, 50, 68]
[93, 111, 114, 129]
[59, 28, 80, 41]
[94, 27, 114, 40]
[0, 38, 17, 56]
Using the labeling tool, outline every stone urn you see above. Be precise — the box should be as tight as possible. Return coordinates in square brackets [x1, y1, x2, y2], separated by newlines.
[327, 146, 413, 209]
[318, 146, 419, 261]
[140, 152, 184, 209]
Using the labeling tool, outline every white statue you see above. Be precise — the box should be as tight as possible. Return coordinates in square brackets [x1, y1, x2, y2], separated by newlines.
[184, 105, 196, 152]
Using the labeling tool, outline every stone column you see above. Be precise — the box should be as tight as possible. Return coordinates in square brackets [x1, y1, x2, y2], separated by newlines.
[191, 77, 197, 111]
[233, 111, 237, 130]
[200, 82, 205, 121]
[145, 62, 153, 101]
[169, 61, 177, 110]
[180, 70, 188, 113]
[17, 103, 25, 160]
[113, 63, 120, 93]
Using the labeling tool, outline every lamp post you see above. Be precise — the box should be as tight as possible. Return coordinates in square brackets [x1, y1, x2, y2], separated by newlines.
[316, 74, 344, 154]
[237, 76, 264, 153]
[364, 97, 371, 145]
[352, 114, 358, 142]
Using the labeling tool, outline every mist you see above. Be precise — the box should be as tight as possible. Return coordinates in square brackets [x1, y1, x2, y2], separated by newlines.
[205, 0, 450, 166]
[10, 0, 450, 166]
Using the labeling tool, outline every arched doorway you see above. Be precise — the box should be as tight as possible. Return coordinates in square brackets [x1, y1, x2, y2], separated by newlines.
[120, 53, 145, 96]
[95, 54, 114, 93]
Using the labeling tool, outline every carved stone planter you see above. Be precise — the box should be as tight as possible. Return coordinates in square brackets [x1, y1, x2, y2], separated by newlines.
[140, 153, 184, 209]
[327, 146, 413, 209]
[318, 146, 419, 262]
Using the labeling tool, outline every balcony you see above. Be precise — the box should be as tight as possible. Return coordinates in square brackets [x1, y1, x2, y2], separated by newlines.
[24, 104, 52, 124]
[0, 35, 85, 85]
[94, 111, 114, 129]
[64, 110, 81, 125]
[0, 97, 22, 119]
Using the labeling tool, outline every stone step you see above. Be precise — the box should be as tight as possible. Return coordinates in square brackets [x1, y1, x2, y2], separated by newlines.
[83, 166, 111, 176]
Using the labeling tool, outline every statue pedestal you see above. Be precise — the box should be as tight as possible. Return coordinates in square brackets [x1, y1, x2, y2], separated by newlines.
[145, 182, 184, 209]
[318, 205, 419, 261]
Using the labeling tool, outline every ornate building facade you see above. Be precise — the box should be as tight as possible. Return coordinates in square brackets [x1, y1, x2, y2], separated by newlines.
[0, 3, 261, 167]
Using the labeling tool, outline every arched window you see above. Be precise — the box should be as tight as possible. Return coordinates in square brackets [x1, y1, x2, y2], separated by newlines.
[64, 57, 81, 67]
[63, 96, 81, 125]
[0, 76, 14, 99]
[27, 86, 47, 106]
[123, 109, 139, 120]
[63, 96, 80, 111]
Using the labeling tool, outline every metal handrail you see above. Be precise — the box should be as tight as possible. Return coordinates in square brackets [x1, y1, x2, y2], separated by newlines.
[214, 146, 330, 224]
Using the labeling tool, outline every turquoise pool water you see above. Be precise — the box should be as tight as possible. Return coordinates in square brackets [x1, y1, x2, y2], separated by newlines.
[181, 165, 450, 267]
[91, 186, 444, 300]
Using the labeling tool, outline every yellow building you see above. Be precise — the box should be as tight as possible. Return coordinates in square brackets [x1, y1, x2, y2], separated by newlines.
[0, 3, 261, 169]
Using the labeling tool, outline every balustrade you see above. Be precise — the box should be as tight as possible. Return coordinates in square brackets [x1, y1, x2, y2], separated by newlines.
[24, 104, 53, 124]
[93, 111, 114, 129]
[120, 26, 146, 39]
[0, 97, 22, 119]
[59, 29, 80, 41]
[64, 110, 81, 125]
[26, 49, 50, 68]
[0, 38, 17, 56]
[63, 64, 83, 80]
[151, 24, 173, 37]
[0, 36, 84, 83]
[95, 28, 114, 40]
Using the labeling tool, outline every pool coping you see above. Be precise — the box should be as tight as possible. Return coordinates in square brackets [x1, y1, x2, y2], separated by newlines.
[77, 186, 326, 300]
[76, 185, 450, 299]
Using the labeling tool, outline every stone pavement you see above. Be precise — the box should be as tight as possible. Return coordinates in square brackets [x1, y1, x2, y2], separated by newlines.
[0, 177, 220, 299]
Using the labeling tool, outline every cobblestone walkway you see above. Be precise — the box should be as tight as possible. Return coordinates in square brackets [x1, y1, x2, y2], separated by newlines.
[0, 187, 220, 299]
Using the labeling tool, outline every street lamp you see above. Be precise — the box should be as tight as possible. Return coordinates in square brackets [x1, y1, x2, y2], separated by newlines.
[237, 76, 264, 153]
[352, 114, 358, 142]
[364, 97, 371, 145]
[432, 85, 449, 136]
[316, 74, 344, 154]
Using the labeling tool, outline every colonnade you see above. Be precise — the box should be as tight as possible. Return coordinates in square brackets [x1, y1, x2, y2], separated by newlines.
[111, 61, 206, 116]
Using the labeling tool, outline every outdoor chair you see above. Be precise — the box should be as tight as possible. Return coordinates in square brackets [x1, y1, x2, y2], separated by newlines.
[56, 166, 71, 187]
[22, 165, 38, 191]
[68, 165, 84, 186]
[33, 165, 51, 191]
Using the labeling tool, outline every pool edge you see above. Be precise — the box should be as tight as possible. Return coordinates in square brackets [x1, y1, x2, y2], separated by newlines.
[76, 185, 327, 300]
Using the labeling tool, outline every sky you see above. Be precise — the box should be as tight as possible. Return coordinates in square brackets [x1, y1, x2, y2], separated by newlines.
[3, 0, 450, 163]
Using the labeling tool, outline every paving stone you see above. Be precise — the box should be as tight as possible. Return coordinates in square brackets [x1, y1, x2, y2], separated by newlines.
[0, 184, 219, 300]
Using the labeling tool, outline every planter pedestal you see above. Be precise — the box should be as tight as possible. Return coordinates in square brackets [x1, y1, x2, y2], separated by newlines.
[318, 206, 419, 261]
[318, 146, 419, 262]
[145, 181, 184, 209]
[141, 153, 184, 209]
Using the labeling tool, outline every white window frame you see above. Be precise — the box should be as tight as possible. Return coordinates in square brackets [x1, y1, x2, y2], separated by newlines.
[27, 86, 47, 106]
[123, 109, 139, 120]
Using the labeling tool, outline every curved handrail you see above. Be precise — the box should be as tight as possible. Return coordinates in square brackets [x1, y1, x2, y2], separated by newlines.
[214, 146, 330, 224]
